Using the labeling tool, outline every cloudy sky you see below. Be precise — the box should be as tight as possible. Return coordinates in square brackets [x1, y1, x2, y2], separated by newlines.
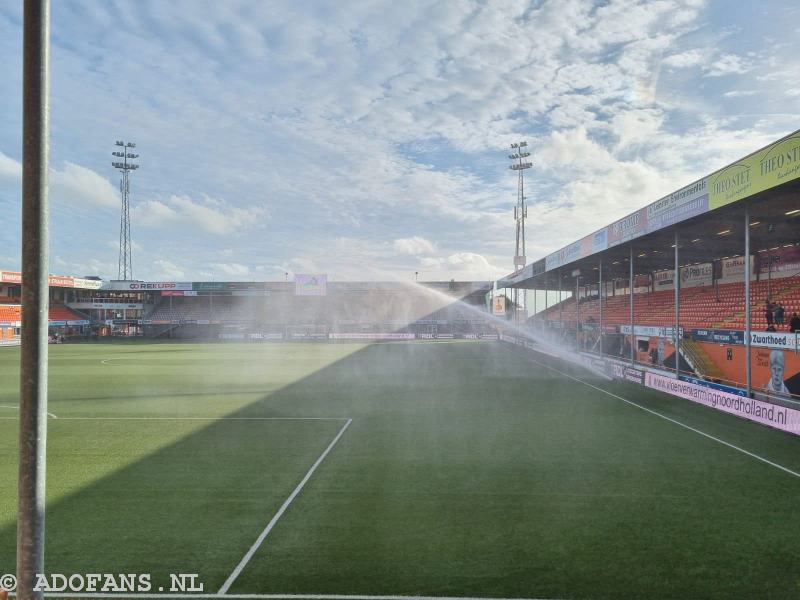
[0, 0, 798, 282]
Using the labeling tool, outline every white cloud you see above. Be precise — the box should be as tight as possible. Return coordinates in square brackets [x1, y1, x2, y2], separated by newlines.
[392, 236, 437, 256]
[0, 153, 117, 208]
[723, 90, 757, 98]
[152, 259, 185, 280]
[662, 49, 704, 68]
[50, 162, 119, 208]
[134, 194, 267, 235]
[705, 53, 751, 77]
[0, 151, 21, 182]
[210, 262, 250, 278]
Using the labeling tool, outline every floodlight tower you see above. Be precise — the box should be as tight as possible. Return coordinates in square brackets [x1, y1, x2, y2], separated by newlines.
[509, 141, 532, 324]
[112, 140, 139, 280]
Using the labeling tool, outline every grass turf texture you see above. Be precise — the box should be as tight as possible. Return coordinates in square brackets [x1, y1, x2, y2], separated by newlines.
[0, 340, 799, 599]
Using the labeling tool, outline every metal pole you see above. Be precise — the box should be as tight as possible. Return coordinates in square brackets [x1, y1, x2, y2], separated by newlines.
[575, 274, 580, 351]
[674, 231, 680, 377]
[598, 257, 603, 356]
[18, 1, 50, 599]
[558, 269, 562, 328]
[630, 245, 635, 364]
[745, 203, 752, 396]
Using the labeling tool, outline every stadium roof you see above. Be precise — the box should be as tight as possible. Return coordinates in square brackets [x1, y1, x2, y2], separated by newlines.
[501, 128, 800, 290]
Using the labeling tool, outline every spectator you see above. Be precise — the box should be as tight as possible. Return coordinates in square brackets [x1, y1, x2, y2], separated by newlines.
[774, 303, 785, 327]
[764, 302, 774, 327]
[790, 312, 800, 333]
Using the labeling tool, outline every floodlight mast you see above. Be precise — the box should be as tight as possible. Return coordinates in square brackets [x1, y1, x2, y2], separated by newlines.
[509, 141, 532, 325]
[111, 141, 138, 280]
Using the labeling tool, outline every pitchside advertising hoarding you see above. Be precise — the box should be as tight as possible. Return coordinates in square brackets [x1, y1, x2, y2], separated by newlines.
[294, 274, 327, 296]
[645, 372, 800, 436]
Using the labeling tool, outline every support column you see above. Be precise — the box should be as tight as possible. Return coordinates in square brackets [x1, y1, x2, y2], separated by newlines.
[630, 245, 635, 364]
[18, 1, 50, 599]
[674, 231, 680, 377]
[598, 257, 603, 356]
[745, 203, 752, 397]
[558, 269, 562, 329]
[575, 273, 580, 351]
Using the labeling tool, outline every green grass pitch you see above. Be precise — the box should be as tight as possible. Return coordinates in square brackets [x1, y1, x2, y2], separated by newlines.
[1, 340, 799, 599]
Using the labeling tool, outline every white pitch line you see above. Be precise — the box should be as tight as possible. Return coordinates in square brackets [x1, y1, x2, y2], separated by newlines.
[0, 404, 58, 419]
[52, 416, 348, 421]
[522, 353, 800, 480]
[9, 594, 563, 600]
[218, 418, 354, 595]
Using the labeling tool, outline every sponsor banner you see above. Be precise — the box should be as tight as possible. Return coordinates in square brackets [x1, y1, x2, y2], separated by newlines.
[604, 359, 646, 385]
[646, 179, 709, 232]
[105, 281, 193, 291]
[295, 274, 327, 296]
[72, 278, 103, 290]
[607, 208, 648, 248]
[480, 333, 499, 340]
[654, 269, 675, 289]
[680, 262, 712, 288]
[161, 291, 184, 297]
[692, 329, 746, 345]
[620, 325, 682, 338]
[0, 271, 99, 289]
[194, 282, 229, 291]
[749, 331, 799, 351]
[544, 228, 608, 272]
[49, 320, 66, 326]
[0, 320, 21, 326]
[710, 131, 800, 210]
[545, 239, 583, 271]
[720, 255, 755, 283]
[492, 295, 506, 316]
[646, 372, 800, 436]
[70, 302, 142, 310]
[758, 245, 800, 277]
[680, 375, 747, 397]
[329, 332, 415, 340]
[66, 320, 90, 326]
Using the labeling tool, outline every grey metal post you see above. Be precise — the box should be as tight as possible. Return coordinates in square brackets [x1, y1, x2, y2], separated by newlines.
[18, 1, 50, 599]
[533, 281, 537, 329]
[745, 203, 752, 396]
[598, 257, 603, 355]
[575, 274, 580, 351]
[674, 231, 680, 377]
[630, 245, 635, 364]
[558, 269, 562, 328]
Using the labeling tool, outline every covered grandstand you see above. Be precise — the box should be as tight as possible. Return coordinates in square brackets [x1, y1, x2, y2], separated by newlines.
[500, 128, 800, 410]
[0, 274, 497, 343]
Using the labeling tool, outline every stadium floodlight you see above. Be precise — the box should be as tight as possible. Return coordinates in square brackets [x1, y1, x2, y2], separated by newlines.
[111, 140, 139, 280]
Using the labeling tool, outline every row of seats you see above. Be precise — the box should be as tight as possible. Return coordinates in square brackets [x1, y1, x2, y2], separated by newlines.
[0, 304, 87, 323]
[539, 275, 800, 330]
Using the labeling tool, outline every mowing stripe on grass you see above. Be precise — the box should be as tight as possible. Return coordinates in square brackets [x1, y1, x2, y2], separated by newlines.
[217, 418, 354, 595]
[10, 595, 562, 600]
[523, 354, 800, 480]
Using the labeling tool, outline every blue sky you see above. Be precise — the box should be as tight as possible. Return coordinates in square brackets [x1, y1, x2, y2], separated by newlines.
[0, 0, 798, 282]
